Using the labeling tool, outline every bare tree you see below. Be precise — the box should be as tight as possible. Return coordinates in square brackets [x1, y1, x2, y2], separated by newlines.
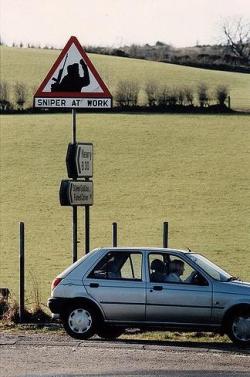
[215, 85, 229, 106]
[14, 82, 28, 109]
[115, 81, 127, 107]
[197, 83, 209, 107]
[168, 88, 178, 106]
[156, 85, 169, 107]
[115, 80, 139, 107]
[127, 81, 139, 106]
[222, 17, 250, 63]
[183, 86, 194, 106]
[145, 81, 158, 106]
[0, 81, 11, 111]
[176, 88, 185, 105]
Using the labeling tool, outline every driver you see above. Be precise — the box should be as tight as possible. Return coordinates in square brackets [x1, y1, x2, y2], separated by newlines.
[165, 259, 196, 283]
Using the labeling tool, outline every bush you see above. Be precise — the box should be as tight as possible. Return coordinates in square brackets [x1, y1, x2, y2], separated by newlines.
[183, 86, 194, 106]
[14, 82, 28, 110]
[176, 88, 185, 105]
[0, 80, 11, 111]
[156, 85, 169, 107]
[115, 80, 139, 107]
[168, 87, 178, 106]
[145, 81, 158, 106]
[215, 85, 229, 106]
[197, 82, 209, 107]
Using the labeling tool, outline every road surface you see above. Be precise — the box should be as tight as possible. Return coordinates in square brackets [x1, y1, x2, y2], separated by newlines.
[0, 332, 249, 377]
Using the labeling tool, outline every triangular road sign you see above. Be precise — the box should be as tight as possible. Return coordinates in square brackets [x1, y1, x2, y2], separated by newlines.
[34, 36, 112, 109]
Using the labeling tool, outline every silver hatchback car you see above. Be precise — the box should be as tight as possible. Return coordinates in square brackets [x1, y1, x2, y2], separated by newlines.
[48, 247, 250, 346]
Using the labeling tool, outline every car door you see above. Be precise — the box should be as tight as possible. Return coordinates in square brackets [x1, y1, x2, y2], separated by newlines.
[84, 250, 146, 321]
[146, 252, 213, 324]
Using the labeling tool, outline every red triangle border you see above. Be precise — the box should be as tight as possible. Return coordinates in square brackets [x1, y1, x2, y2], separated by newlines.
[34, 36, 112, 99]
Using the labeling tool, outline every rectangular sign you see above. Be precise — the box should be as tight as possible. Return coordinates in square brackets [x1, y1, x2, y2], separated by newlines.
[76, 143, 93, 178]
[69, 181, 93, 206]
[34, 97, 112, 108]
[59, 180, 93, 206]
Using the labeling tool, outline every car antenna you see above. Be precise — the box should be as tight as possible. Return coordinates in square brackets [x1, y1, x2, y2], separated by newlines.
[187, 247, 192, 252]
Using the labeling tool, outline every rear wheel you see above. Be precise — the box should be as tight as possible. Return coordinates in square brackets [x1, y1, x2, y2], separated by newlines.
[97, 326, 124, 340]
[227, 310, 250, 347]
[63, 304, 97, 340]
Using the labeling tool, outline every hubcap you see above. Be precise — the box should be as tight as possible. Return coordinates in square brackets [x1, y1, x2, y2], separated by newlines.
[232, 315, 250, 342]
[68, 308, 92, 334]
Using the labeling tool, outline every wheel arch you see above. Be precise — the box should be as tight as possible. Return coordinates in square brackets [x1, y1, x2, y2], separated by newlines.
[62, 297, 105, 322]
[222, 303, 250, 330]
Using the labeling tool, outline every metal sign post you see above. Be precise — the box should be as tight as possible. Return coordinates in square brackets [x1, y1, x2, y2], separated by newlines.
[71, 109, 92, 259]
[72, 109, 78, 263]
[59, 110, 93, 260]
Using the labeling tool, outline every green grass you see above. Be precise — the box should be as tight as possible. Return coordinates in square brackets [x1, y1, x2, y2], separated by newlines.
[1, 46, 250, 110]
[0, 113, 250, 305]
[0, 323, 230, 344]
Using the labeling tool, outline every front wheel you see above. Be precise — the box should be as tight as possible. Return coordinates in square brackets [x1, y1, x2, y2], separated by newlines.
[63, 304, 97, 340]
[227, 310, 250, 347]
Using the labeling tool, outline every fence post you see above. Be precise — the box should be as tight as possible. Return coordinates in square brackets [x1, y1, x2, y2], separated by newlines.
[112, 222, 117, 247]
[19, 222, 25, 323]
[163, 221, 169, 248]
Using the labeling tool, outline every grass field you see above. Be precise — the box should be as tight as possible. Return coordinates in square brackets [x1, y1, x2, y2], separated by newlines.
[0, 113, 250, 305]
[1, 46, 250, 111]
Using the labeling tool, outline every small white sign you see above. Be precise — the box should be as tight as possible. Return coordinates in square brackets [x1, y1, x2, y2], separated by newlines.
[76, 143, 93, 177]
[34, 97, 111, 108]
[69, 181, 93, 206]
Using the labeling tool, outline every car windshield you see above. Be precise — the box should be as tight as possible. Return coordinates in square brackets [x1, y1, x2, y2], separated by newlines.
[186, 253, 232, 282]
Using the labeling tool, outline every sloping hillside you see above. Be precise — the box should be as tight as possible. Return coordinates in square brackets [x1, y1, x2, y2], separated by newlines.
[0, 46, 250, 110]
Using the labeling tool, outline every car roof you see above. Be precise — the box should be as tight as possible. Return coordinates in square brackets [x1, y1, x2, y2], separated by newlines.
[100, 247, 189, 254]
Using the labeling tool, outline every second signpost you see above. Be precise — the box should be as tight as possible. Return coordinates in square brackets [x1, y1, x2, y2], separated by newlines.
[59, 109, 93, 260]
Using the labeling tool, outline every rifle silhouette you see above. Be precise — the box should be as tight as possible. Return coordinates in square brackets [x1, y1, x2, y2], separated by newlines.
[51, 53, 68, 90]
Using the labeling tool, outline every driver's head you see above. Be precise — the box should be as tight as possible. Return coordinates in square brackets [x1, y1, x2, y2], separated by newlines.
[169, 260, 185, 276]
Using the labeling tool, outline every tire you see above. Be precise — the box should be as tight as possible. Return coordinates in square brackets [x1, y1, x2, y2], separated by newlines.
[97, 326, 124, 340]
[63, 304, 97, 340]
[227, 310, 250, 347]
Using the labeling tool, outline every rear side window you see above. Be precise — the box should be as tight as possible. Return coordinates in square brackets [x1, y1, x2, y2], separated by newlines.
[88, 251, 142, 280]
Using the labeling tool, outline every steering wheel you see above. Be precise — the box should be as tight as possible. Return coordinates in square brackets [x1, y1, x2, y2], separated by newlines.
[190, 271, 200, 284]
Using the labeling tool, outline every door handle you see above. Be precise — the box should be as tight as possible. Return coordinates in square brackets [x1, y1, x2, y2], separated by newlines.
[152, 285, 163, 291]
[90, 283, 99, 288]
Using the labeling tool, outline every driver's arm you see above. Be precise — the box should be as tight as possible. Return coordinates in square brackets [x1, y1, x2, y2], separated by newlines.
[184, 270, 197, 283]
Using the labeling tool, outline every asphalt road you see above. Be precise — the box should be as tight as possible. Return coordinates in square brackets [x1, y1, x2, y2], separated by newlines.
[0, 333, 250, 377]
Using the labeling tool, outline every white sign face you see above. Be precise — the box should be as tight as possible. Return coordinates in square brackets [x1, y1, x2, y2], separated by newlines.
[69, 181, 93, 206]
[34, 97, 111, 108]
[42, 43, 103, 94]
[76, 143, 93, 177]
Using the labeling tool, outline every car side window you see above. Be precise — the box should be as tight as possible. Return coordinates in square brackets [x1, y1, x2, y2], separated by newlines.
[88, 251, 142, 280]
[121, 253, 142, 280]
[149, 253, 208, 285]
